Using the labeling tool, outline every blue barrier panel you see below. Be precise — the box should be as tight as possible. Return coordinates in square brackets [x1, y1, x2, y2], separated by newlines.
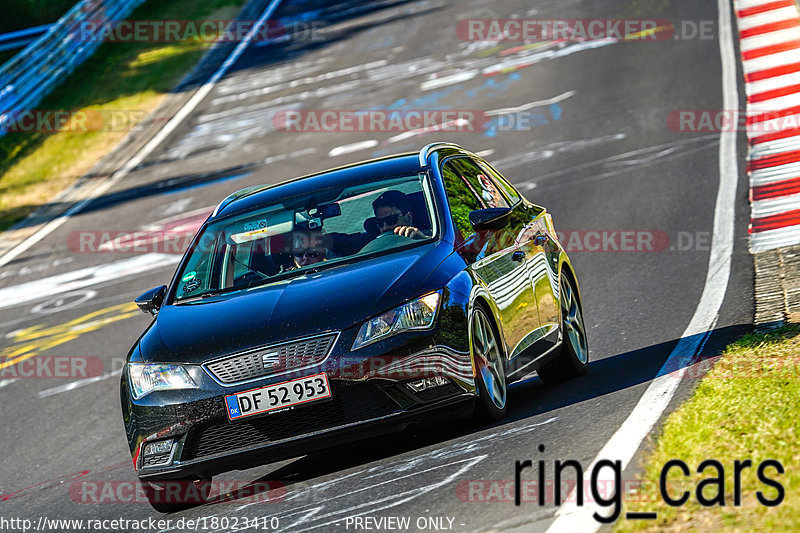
[0, 0, 146, 136]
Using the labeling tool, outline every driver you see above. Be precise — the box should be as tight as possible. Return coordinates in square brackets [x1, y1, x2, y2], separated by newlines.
[371, 191, 426, 239]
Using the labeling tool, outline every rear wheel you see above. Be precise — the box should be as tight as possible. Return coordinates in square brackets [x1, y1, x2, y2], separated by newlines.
[537, 275, 588, 384]
[140, 476, 212, 513]
[471, 305, 507, 422]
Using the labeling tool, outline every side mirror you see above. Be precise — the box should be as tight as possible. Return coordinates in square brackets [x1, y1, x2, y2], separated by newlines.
[469, 207, 512, 231]
[135, 285, 167, 315]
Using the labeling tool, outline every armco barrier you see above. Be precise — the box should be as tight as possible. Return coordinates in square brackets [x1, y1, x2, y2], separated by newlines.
[0, 25, 53, 53]
[0, 0, 146, 137]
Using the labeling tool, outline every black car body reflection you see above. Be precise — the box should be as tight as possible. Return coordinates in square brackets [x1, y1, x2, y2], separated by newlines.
[121, 143, 588, 512]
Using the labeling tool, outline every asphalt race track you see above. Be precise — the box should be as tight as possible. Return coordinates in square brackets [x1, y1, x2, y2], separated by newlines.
[0, 0, 754, 531]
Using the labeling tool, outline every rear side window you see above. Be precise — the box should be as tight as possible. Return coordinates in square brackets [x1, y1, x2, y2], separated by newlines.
[442, 158, 490, 240]
[446, 157, 510, 210]
[475, 159, 521, 205]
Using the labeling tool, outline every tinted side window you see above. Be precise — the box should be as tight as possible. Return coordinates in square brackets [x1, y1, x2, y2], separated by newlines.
[475, 160, 521, 205]
[447, 157, 510, 210]
[441, 160, 484, 240]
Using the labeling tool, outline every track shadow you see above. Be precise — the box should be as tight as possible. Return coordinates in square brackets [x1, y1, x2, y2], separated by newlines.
[2, 163, 256, 243]
[189, 324, 751, 507]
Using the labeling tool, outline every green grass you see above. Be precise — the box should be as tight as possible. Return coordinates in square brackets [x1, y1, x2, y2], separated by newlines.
[1, 0, 78, 33]
[0, 0, 246, 231]
[616, 325, 800, 532]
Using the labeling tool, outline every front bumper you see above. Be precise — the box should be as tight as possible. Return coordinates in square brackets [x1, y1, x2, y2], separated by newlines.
[122, 328, 477, 481]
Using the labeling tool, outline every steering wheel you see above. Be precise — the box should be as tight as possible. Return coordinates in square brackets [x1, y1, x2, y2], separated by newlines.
[359, 232, 414, 253]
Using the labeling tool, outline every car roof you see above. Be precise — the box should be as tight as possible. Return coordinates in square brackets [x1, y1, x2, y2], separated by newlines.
[212, 152, 426, 219]
[211, 143, 476, 219]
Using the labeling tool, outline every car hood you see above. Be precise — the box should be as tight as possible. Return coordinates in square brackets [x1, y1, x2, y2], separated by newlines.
[138, 242, 451, 364]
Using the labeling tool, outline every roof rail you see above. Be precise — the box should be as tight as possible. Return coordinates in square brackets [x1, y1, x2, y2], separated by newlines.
[211, 185, 270, 217]
[418, 142, 464, 167]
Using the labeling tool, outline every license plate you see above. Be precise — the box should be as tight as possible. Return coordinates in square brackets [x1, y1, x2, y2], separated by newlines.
[225, 373, 331, 420]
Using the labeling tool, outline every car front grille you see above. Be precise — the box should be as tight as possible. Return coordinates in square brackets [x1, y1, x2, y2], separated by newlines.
[204, 333, 338, 384]
[182, 382, 400, 460]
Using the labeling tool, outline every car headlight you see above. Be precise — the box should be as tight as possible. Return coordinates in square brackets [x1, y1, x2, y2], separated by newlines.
[128, 364, 198, 399]
[353, 291, 441, 350]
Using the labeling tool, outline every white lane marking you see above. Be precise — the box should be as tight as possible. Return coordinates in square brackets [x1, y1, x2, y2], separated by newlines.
[485, 90, 576, 116]
[546, 0, 739, 529]
[218, 416, 559, 517]
[162, 197, 194, 216]
[420, 70, 478, 91]
[508, 134, 711, 186]
[211, 60, 388, 104]
[475, 149, 495, 157]
[264, 147, 317, 165]
[387, 118, 471, 143]
[493, 133, 628, 178]
[97, 205, 213, 252]
[30, 290, 97, 315]
[0, 257, 73, 279]
[328, 140, 379, 157]
[37, 368, 122, 399]
[0, 379, 16, 389]
[482, 40, 614, 76]
[0, 0, 286, 271]
[170, 456, 486, 533]
[284, 457, 486, 533]
[0, 254, 179, 310]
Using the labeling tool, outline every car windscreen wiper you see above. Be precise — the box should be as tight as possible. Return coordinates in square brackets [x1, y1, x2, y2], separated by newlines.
[230, 255, 270, 281]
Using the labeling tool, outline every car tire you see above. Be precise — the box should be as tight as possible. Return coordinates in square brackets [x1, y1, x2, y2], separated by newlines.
[140, 476, 213, 513]
[471, 305, 507, 422]
[537, 275, 589, 384]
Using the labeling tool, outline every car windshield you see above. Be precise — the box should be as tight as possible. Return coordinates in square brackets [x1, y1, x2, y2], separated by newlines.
[173, 173, 437, 301]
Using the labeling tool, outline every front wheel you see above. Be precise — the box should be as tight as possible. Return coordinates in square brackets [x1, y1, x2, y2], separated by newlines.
[537, 275, 588, 384]
[471, 306, 507, 422]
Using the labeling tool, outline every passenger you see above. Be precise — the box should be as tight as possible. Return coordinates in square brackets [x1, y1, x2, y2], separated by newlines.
[292, 230, 334, 267]
[371, 190, 426, 239]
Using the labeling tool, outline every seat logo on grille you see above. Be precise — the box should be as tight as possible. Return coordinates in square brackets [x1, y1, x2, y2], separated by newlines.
[262, 351, 281, 369]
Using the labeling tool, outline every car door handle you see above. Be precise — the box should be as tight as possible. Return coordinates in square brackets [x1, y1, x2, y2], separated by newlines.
[512, 250, 525, 263]
[533, 233, 549, 246]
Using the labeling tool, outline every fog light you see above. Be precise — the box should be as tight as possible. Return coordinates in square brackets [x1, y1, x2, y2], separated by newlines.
[144, 440, 173, 456]
[141, 439, 175, 467]
[406, 376, 449, 393]
[144, 439, 172, 457]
